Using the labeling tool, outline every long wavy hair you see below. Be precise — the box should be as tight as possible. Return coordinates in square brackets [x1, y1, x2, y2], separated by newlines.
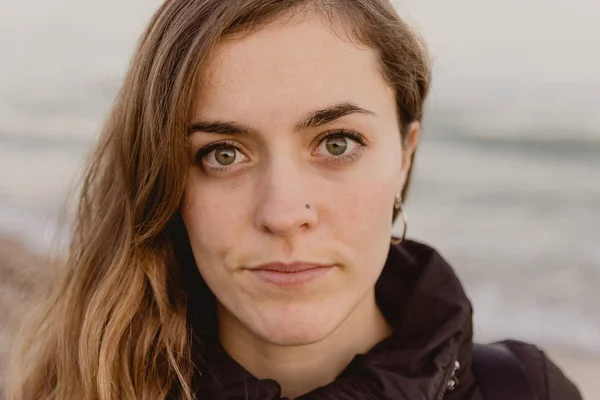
[5, 0, 430, 398]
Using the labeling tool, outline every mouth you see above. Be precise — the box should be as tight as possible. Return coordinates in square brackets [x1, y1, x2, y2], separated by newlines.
[246, 262, 336, 287]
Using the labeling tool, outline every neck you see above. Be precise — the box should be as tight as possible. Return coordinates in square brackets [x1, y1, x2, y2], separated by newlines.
[218, 289, 392, 399]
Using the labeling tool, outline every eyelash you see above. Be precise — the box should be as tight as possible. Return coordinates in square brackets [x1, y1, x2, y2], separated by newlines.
[194, 129, 368, 175]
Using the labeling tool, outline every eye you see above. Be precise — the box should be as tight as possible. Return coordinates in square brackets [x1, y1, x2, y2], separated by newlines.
[194, 129, 368, 175]
[194, 140, 248, 173]
[314, 129, 367, 162]
[212, 147, 236, 166]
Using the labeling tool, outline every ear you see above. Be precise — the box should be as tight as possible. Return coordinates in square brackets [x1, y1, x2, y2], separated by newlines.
[398, 121, 421, 190]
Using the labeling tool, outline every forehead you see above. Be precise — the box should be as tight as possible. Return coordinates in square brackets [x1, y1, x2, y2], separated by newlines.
[193, 15, 395, 124]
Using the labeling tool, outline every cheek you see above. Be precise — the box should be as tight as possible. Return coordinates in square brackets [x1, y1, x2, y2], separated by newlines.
[335, 158, 399, 238]
[180, 179, 247, 272]
[323, 177, 395, 265]
[183, 180, 242, 236]
[345, 183, 394, 234]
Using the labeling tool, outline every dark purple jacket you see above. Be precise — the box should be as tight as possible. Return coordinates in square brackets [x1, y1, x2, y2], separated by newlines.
[187, 240, 583, 400]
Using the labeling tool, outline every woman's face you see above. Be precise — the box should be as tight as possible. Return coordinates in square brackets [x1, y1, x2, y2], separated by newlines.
[182, 15, 418, 345]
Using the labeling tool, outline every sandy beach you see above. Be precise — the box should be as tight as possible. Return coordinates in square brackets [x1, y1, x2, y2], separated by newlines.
[0, 236, 596, 399]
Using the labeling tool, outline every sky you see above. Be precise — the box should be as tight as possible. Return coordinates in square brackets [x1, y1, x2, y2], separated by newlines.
[0, 0, 598, 139]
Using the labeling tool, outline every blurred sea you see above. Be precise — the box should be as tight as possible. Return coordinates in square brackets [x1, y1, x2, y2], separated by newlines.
[0, 0, 599, 355]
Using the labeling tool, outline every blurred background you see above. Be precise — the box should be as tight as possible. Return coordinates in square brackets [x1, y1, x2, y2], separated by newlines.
[0, 0, 598, 398]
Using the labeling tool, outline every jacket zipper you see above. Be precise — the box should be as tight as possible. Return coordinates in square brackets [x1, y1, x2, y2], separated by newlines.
[434, 354, 461, 400]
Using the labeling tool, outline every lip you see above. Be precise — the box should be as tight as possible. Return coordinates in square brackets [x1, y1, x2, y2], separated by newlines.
[247, 262, 336, 287]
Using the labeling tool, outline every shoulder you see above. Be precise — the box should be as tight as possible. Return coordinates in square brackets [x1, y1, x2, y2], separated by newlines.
[498, 340, 583, 400]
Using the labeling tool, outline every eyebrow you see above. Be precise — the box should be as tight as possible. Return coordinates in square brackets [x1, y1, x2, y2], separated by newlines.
[187, 102, 376, 136]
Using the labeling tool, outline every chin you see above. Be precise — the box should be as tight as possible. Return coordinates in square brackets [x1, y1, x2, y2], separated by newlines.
[252, 304, 343, 346]
[260, 325, 336, 346]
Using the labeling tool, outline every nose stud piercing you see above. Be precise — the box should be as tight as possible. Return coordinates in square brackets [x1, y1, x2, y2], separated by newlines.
[305, 204, 310, 209]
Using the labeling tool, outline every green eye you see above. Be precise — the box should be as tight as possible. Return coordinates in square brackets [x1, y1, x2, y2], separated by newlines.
[325, 137, 348, 156]
[317, 129, 365, 159]
[194, 140, 247, 173]
[214, 147, 237, 166]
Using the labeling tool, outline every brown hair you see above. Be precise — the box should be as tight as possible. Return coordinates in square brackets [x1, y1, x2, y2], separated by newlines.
[6, 1, 430, 399]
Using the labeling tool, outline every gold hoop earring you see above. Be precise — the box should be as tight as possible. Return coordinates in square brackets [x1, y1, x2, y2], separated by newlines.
[391, 194, 407, 246]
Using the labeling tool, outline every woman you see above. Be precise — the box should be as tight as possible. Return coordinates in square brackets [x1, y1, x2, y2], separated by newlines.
[6, 0, 583, 399]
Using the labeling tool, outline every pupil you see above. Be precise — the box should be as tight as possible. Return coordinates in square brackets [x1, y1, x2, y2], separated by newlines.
[326, 137, 347, 156]
[216, 148, 236, 165]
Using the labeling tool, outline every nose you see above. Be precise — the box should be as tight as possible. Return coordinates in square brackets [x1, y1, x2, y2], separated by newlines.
[254, 162, 318, 237]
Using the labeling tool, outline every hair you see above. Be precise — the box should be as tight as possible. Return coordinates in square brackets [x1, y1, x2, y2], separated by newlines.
[5, 1, 430, 399]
